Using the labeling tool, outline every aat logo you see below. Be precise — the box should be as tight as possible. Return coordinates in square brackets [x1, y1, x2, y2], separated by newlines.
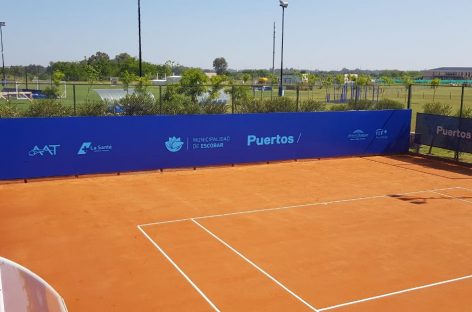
[165, 137, 184, 153]
[28, 145, 60, 157]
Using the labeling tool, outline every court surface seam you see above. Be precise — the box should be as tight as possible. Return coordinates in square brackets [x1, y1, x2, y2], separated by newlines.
[191, 219, 320, 312]
[139, 187, 461, 227]
[137, 225, 221, 312]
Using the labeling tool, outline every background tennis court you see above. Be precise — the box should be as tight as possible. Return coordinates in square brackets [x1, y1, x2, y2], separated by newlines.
[1, 155, 471, 311]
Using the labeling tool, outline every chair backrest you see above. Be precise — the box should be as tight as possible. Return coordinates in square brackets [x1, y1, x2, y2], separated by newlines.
[0, 257, 68, 312]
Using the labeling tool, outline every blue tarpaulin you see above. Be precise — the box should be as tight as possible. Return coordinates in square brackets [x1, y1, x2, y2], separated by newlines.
[0, 110, 411, 180]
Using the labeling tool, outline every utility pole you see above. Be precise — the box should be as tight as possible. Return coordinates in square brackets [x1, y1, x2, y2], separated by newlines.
[272, 22, 276, 75]
[138, 0, 143, 77]
[0, 22, 6, 86]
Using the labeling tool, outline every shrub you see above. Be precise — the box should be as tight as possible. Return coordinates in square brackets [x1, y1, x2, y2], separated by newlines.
[160, 93, 201, 115]
[423, 102, 452, 116]
[263, 97, 296, 112]
[300, 99, 326, 112]
[347, 100, 374, 110]
[77, 100, 109, 116]
[237, 98, 266, 113]
[43, 86, 60, 99]
[0, 103, 22, 118]
[25, 100, 72, 117]
[329, 104, 349, 111]
[373, 99, 404, 110]
[119, 93, 156, 116]
[456, 107, 472, 118]
[200, 100, 228, 115]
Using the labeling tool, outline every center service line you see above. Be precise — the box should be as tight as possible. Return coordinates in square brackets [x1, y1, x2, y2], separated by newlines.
[191, 219, 320, 312]
[137, 225, 220, 312]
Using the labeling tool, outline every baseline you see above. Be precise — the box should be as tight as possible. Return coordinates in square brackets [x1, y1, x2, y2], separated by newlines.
[318, 275, 472, 311]
[430, 190, 472, 205]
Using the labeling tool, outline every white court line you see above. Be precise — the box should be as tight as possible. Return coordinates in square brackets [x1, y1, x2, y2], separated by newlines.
[137, 225, 220, 312]
[318, 275, 472, 311]
[191, 219, 320, 312]
[430, 190, 472, 205]
[139, 187, 461, 228]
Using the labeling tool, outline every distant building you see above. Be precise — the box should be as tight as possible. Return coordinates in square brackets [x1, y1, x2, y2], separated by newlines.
[422, 67, 472, 80]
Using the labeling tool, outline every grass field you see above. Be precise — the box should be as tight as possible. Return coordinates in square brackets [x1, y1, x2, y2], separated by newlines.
[2, 82, 472, 113]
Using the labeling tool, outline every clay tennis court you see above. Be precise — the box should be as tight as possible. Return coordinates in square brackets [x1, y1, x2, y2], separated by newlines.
[1, 155, 471, 311]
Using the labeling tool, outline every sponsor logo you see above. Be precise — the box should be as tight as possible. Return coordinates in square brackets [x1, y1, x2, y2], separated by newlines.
[192, 136, 230, 150]
[348, 129, 369, 141]
[28, 145, 60, 157]
[436, 126, 472, 140]
[375, 129, 389, 139]
[247, 134, 297, 146]
[165, 137, 184, 152]
[78, 142, 112, 155]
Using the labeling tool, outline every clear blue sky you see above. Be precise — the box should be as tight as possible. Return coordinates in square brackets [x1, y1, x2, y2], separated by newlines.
[2, 0, 472, 71]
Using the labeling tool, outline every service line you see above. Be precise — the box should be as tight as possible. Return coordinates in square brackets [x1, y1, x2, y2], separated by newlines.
[139, 187, 461, 228]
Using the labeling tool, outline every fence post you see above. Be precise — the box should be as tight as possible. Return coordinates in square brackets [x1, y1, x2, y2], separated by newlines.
[231, 85, 235, 114]
[407, 84, 412, 109]
[159, 85, 162, 115]
[73, 84, 77, 115]
[455, 84, 466, 161]
[296, 85, 300, 112]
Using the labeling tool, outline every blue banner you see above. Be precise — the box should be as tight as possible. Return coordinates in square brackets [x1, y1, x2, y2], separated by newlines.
[0, 110, 411, 180]
[415, 113, 472, 153]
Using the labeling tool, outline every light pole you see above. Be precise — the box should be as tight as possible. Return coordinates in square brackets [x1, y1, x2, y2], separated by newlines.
[138, 0, 143, 77]
[0, 22, 5, 86]
[278, 1, 288, 96]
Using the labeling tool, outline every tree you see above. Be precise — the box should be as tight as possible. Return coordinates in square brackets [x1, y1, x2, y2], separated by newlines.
[380, 76, 394, 86]
[88, 52, 111, 79]
[209, 75, 227, 100]
[431, 78, 441, 102]
[120, 70, 137, 93]
[213, 57, 228, 75]
[179, 68, 208, 102]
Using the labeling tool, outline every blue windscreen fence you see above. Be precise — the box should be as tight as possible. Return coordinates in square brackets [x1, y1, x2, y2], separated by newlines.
[414, 113, 472, 153]
[0, 110, 411, 180]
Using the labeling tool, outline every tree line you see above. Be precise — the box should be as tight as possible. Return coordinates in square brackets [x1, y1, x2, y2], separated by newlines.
[2, 51, 423, 84]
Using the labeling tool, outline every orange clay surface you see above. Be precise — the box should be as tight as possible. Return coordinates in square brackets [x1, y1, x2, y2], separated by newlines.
[1, 155, 471, 311]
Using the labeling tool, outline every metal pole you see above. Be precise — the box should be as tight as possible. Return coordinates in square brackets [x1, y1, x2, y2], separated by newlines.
[73, 84, 77, 115]
[138, 0, 143, 77]
[279, 7, 285, 97]
[272, 22, 276, 75]
[455, 84, 466, 161]
[407, 84, 412, 109]
[0, 22, 6, 87]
